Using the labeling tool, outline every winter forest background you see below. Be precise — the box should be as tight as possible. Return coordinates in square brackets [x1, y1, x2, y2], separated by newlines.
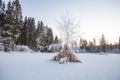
[0, 0, 120, 53]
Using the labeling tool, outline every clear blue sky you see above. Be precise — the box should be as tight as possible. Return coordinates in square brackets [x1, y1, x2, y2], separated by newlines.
[4, 0, 120, 43]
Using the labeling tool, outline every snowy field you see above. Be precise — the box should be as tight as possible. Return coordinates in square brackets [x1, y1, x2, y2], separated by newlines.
[0, 52, 120, 80]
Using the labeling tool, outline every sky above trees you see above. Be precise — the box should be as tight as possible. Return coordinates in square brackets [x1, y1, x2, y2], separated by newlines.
[4, 0, 120, 43]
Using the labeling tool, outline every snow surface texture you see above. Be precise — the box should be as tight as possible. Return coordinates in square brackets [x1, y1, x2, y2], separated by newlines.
[0, 52, 120, 80]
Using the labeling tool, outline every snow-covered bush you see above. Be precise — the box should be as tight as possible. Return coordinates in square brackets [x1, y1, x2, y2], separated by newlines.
[59, 57, 68, 64]
[3, 37, 16, 52]
[112, 48, 120, 53]
[38, 46, 43, 52]
[15, 45, 33, 52]
[75, 49, 87, 53]
[37, 46, 47, 52]
[48, 44, 61, 52]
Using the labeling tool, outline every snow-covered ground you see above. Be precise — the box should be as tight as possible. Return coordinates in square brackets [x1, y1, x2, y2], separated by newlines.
[0, 52, 120, 80]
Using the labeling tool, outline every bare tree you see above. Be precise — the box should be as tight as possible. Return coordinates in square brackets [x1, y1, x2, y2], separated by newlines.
[53, 13, 81, 64]
[57, 12, 80, 46]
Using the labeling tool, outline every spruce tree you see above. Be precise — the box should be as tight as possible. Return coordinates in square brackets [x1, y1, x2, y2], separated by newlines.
[0, 0, 5, 14]
[19, 17, 27, 45]
[46, 27, 53, 45]
[35, 21, 54, 51]
[35, 21, 44, 40]
[54, 36, 59, 44]
[12, 0, 22, 22]
[119, 37, 120, 50]
[12, 0, 23, 44]
[93, 38, 96, 46]
[0, 0, 5, 36]
[29, 17, 35, 49]
[0, 0, 1, 7]
[35, 21, 45, 50]
[100, 34, 106, 52]
[25, 17, 35, 48]
[1, 1, 20, 51]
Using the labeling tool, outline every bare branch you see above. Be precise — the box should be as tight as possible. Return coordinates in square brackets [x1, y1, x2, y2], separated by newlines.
[57, 12, 80, 46]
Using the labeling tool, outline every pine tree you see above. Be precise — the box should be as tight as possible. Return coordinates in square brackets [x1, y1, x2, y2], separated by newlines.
[0, 0, 5, 14]
[79, 38, 87, 49]
[1, 1, 20, 52]
[12, 0, 23, 44]
[25, 17, 35, 48]
[118, 37, 120, 50]
[5, 1, 21, 40]
[54, 36, 59, 44]
[0, 0, 5, 51]
[87, 41, 94, 52]
[35, 21, 44, 40]
[35, 21, 45, 50]
[19, 17, 27, 45]
[12, 0, 22, 22]
[46, 27, 53, 45]
[82, 39, 87, 49]
[109, 43, 113, 51]
[0, 0, 5, 36]
[93, 38, 96, 46]
[79, 38, 83, 49]
[0, 0, 2, 7]
[34, 21, 54, 51]
[100, 34, 106, 52]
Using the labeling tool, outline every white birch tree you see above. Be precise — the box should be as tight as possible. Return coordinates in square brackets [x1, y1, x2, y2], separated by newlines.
[57, 12, 80, 47]
[53, 13, 81, 64]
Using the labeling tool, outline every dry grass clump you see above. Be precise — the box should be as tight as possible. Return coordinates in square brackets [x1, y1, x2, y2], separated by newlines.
[53, 45, 81, 64]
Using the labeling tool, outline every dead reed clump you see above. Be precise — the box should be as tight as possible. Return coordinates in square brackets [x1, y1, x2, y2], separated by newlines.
[53, 44, 82, 64]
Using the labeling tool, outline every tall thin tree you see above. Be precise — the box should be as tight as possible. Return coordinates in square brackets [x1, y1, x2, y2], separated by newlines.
[57, 12, 80, 46]
[100, 34, 106, 52]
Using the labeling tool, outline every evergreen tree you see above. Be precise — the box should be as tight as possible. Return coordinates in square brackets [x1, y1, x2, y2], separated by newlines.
[12, 0, 22, 22]
[82, 39, 87, 49]
[79, 38, 83, 48]
[54, 36, 59, 44]
[35, 21, 44, 39]
[109, 43, 113, 51]
[12, 0, 23, 44]
[19, 17, 35, 48]
[35, 21, 45, 47]
[100, 34, 106, 52]
[71, 41, 77, 50]
[25, 17, 35, 48]
[5, 1, 21, 40]
[46, 27, 53, 45]
[118, 37, 120, 50]
[19, 17, 27, 45]
[0, 0, 5, 14]
[0, 0, 5, 36]
[1, 1, 20, 51]
[35, 21, 50, 51]
[0, 0, 56, 52]
[0, 0, 2, 8]
[93, 38, 96, 46]
[87, 41, 94, 52]
[34, 21, 54, 51]
[79, 38, 87, 49]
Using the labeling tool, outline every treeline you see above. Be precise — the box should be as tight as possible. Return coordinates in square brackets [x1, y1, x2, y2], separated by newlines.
[0, 0, 120, 53]
[0, 0, 60, 52]
[76, 34, 120, 53]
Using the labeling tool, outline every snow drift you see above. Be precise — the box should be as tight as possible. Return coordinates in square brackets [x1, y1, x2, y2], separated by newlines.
[0, 52, 120, 80]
